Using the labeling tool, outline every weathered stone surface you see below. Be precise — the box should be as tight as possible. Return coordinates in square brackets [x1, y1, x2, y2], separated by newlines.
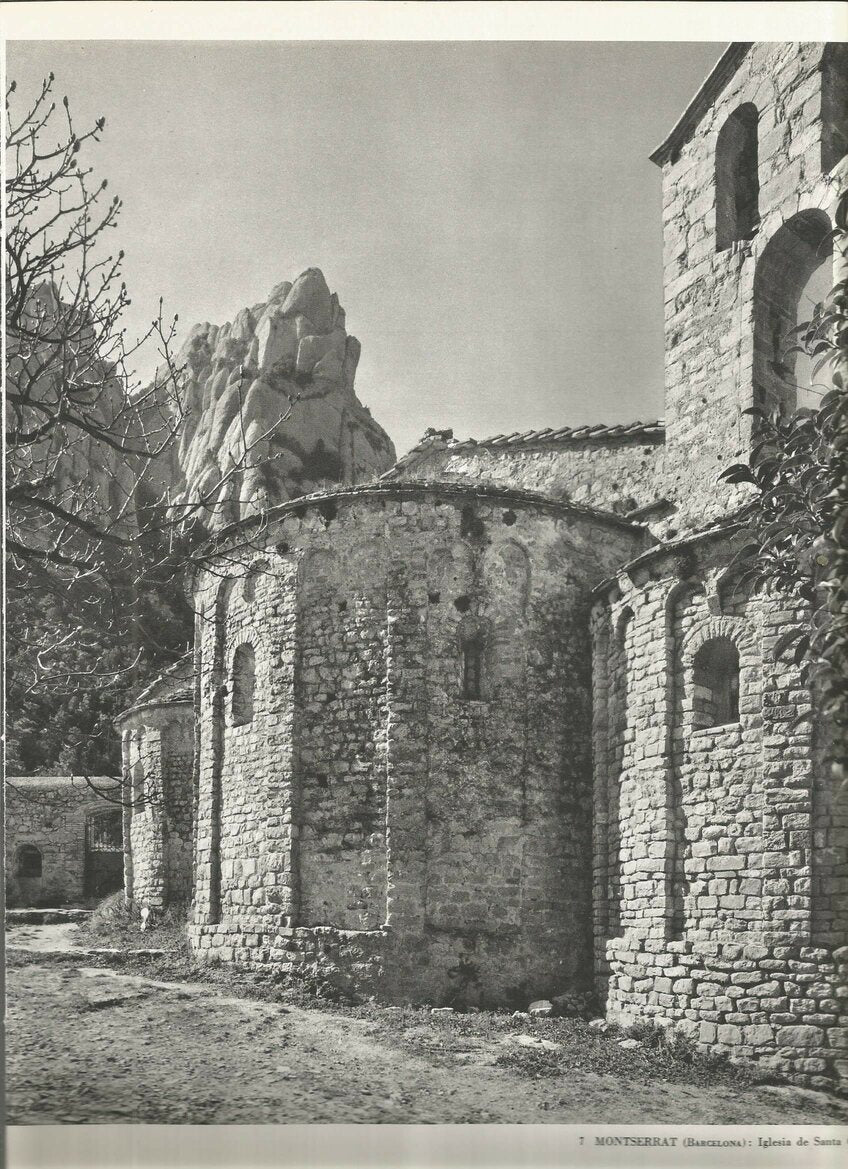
[186, 484, 640, 1003]
[389, 426, 664, 523]
[158, 269, 395, 531]
[776, 1025, 824, 1048]
[116, 656, 195, 913]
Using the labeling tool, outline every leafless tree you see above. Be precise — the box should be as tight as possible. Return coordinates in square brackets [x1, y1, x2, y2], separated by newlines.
[5, 74, 185, 582]
[4, 75, 295, 788]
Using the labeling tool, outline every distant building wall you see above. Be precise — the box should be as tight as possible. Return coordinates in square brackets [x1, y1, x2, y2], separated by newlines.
[116, 660, 195, 913]
[5, 777, 123, 906]
[388, 425, 664, 521]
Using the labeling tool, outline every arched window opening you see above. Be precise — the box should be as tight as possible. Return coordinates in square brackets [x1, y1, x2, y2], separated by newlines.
[822, 44, 848, 173]
[231, 643, 256, 726]
[753, 210, 833, 419]
[461, 636, 484, 700]
[715, 104, 759, 251]
[692, 638, 740, 729]
[17, 844, 42, 878]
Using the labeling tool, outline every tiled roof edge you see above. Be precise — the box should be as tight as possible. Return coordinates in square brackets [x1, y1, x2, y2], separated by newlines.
[382, 419, 665, 480]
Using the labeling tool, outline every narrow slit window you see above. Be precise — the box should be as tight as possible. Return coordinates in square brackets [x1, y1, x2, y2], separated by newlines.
[715, 104, 759, 251]
[462, 638, 483, 700]
[231, 643, 256, 726]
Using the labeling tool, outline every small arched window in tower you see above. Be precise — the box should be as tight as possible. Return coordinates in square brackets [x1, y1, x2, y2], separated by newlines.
[17, 844, 43, 878]
[461, 635, 484, 700]
[822, 44, 848, 173]
[692, 638, 740, 729]
[715, 104, 760, 251]
[231, 643, 256, 726]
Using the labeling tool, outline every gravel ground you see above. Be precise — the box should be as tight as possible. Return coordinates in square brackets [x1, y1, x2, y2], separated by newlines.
[7, 930, 848, 1127]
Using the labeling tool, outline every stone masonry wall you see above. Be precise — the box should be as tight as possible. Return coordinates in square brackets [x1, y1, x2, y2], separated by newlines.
[392, 435, 664, 521]
[120, 703, 194, 911]
[593, 533, 847, 1089]
[189, 483, 643, 1004]
[297, 550, 389, 929]
[657, 42, 844, 534]
[5, 777, 119, 906]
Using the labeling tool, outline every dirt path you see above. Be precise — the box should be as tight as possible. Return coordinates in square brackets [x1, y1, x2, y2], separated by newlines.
[7, 955, 848, 1126]
[7, 921, 91, 953]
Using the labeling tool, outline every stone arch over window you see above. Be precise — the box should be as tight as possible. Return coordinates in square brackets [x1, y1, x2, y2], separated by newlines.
[715, 103, 760, 251]
[17, 844, 42, 878]
[753, 210, 833, 417]
[230, 643, 256, 726]
[681, 617, 757, 732]
[821, 44, 848, 173]
[482, 540, 530, 617]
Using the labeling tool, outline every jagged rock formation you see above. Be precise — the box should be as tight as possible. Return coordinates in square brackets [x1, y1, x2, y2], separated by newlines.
[165, 269, 395, 530]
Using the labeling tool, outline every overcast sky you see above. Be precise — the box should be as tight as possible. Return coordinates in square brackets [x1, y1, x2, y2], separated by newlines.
[9, 40, 723, 457]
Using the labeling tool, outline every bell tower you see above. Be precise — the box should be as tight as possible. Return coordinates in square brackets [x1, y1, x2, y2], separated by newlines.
[650, 42, 845, 532]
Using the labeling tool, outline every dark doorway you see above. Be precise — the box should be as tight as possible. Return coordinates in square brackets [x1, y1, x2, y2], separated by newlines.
[84, 809, 124, 898]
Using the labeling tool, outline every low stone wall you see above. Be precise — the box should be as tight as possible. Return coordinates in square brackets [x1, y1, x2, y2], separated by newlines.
[188, 920, 388, 997]
[605, 935, 848, 1090]
[189, 917, 588, 1007]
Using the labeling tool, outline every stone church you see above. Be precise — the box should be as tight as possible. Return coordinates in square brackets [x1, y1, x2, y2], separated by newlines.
[118, 43, 847, 1088]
